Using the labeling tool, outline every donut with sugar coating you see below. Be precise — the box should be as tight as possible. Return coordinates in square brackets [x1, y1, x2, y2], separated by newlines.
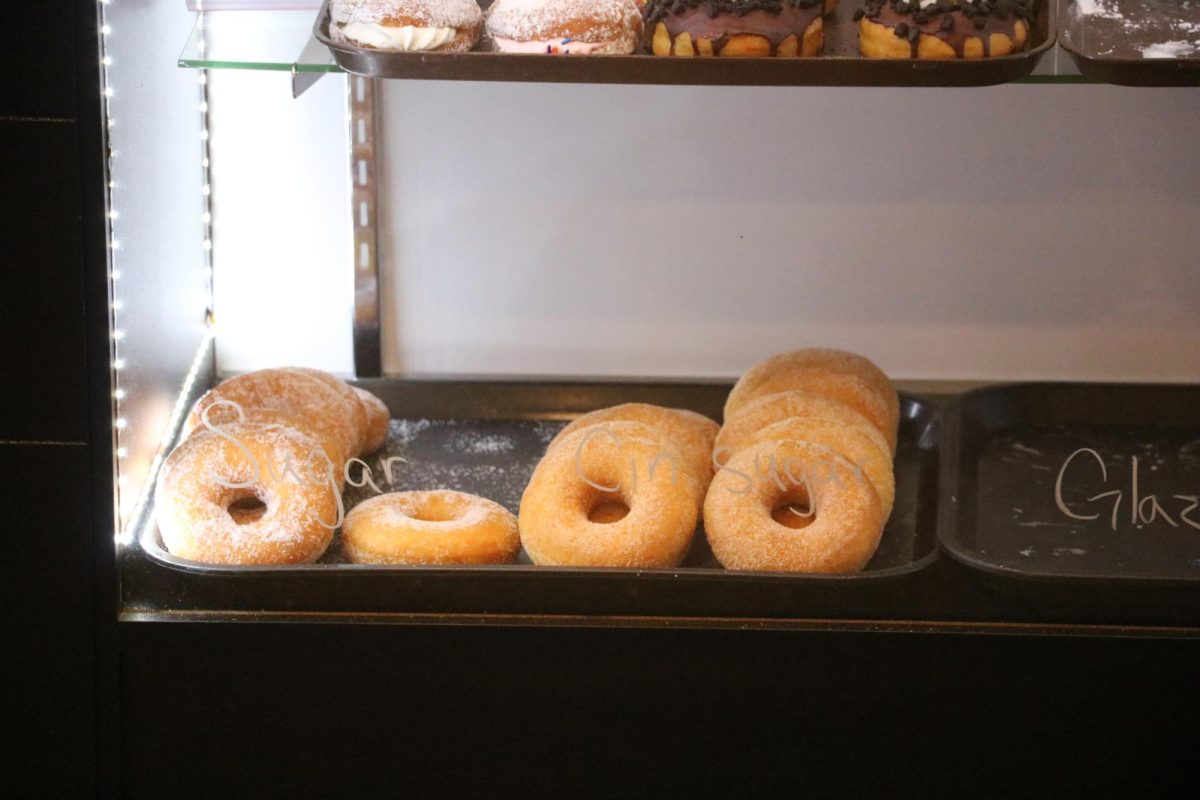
[703, 439, 884, 573]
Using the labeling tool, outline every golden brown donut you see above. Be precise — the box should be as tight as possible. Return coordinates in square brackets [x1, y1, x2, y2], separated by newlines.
[742, 416, 895, 520]
[715, 390, 893, 462]
[155, 421, 339, 565]
[856, 0, 1031, 59]
[519, 421, 700, 567]
[725, 348, 896, 420]
[184, 402, 346, 491]
[353, 387, 390, 454]
[285, 367, 368, 456]
[729, 370, 897, 453]
[704, 439, 884, 573]
[330, 0, 484, 53]
[645, 0, 824, 57]
[547, 403, 719, 486]
[487, 0, 644, 54]
[342, 490, 519, 565]
[185, 368, 360, 462]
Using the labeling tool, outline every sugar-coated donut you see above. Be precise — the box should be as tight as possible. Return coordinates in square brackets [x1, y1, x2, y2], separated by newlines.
[644, 0, 825, 58]
[185, 368, 360, 461]
[742, 417, 895, 520]
[728, 370, 897, 452]
[353, 387, 390, 454]
[155, 421, 339, 564]
[519, 421, 700, 567]
[184, 402, 346, 490]
[486, 0, 644, 54]
[342, 490, 519, 565]
[725, 348, 899, 443]
[855, 0, 1031, 60]
[548, 403, 719, 486]
[704, 439, 884, 573]
[715, 390, 892, 461]
[331, 0, 484, 53]
[286, 367, 368, 455]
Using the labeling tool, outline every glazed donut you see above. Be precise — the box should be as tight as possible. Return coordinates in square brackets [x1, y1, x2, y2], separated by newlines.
[155, 421, 339, 564]
[185, 368, 360, 461]
[644, 0, 825, 58]
[703, 439, 884, 573]
[715, 390, 892, 461]
[725, 348, 896, 420]
[547, 403, 719, 486]
[185, 402, 346, 490]
[342, 490, 520, 565]
[742, 416, 895, 520]
[486, 0, 644, 54]
[286, 367, 368, 455]
[330, 0, 484, 53]
[353, 387, 391, 454]
[856, 0, 1031, 59]
[519, 421, 700, 567]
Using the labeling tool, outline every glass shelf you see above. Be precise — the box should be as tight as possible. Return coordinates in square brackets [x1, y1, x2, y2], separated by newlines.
[178, 9, 1087, 88]
[178, 11, 340, 75]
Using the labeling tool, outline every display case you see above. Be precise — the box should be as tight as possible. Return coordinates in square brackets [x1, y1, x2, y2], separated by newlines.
[95, 0, 1200, 636]
[11, 0, 1193, 792]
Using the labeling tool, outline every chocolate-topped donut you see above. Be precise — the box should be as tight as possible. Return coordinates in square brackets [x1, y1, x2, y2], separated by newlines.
[644, 0, 825, 57]
[856, 0, 1034, 59]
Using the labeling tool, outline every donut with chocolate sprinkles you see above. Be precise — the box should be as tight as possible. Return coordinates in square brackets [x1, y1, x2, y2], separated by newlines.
[858, 0, 1033, 59]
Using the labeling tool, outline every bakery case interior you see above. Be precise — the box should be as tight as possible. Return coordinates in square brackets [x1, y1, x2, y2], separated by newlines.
[105, 0, 1200, 630]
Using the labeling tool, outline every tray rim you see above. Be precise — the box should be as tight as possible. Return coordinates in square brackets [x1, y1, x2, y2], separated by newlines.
[938, 380, 1200, 586]
[1057, 0, 1200, 86]
[313, 0, 1056, 88]
[136, 386, 941, 584]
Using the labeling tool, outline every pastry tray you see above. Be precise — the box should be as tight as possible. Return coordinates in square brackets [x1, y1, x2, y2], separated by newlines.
[940, 382, 1200, 584]
[314, 0, 1055, 87]
[127, 377, 942, 617]
[1059, 0, 1200, 85]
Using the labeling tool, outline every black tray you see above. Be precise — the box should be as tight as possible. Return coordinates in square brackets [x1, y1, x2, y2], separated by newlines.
[940, 382, 1200, 584]
[315, 0, 1054, 87]
[1059, 0, 1200, 86]
[126, 377, 941, 617]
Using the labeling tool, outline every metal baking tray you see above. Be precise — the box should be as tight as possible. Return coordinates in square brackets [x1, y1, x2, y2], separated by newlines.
[314, 0, 1054, 87]
[127, 377, 941, 617]
[1059, 0, 1200, 85]
[940, 383, 1200, 584]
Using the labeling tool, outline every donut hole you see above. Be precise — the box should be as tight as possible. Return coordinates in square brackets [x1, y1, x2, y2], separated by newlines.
[771, 487, 815, 530]
[227, 492, 268, 525]
[588, 500, 630, 524]
[409, 496, 462, 523]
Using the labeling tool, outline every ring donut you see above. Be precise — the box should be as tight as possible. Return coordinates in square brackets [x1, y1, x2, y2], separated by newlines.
[715, 390, 893, 461]
[519, 421, 700, 567]
[185, 368, 360, 461]
[155, 421, 339, 564]
[342, 490, 519, 565]
[353, 387, 390, 454]
[703, 439, 884, 573]
[548, 403, 719, 485]
[725, 349, 899, 442]
[286, 367, 368, 455]
[741, 416, 895, 520]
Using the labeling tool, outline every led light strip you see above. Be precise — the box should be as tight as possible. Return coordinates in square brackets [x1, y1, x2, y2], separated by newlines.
[97, 0, 127, 540]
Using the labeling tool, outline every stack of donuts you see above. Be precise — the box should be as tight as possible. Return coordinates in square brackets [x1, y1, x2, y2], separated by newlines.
[155, 367, 391, 565]
[704, 348, 898, 573]
[516, 348, 896, 574]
